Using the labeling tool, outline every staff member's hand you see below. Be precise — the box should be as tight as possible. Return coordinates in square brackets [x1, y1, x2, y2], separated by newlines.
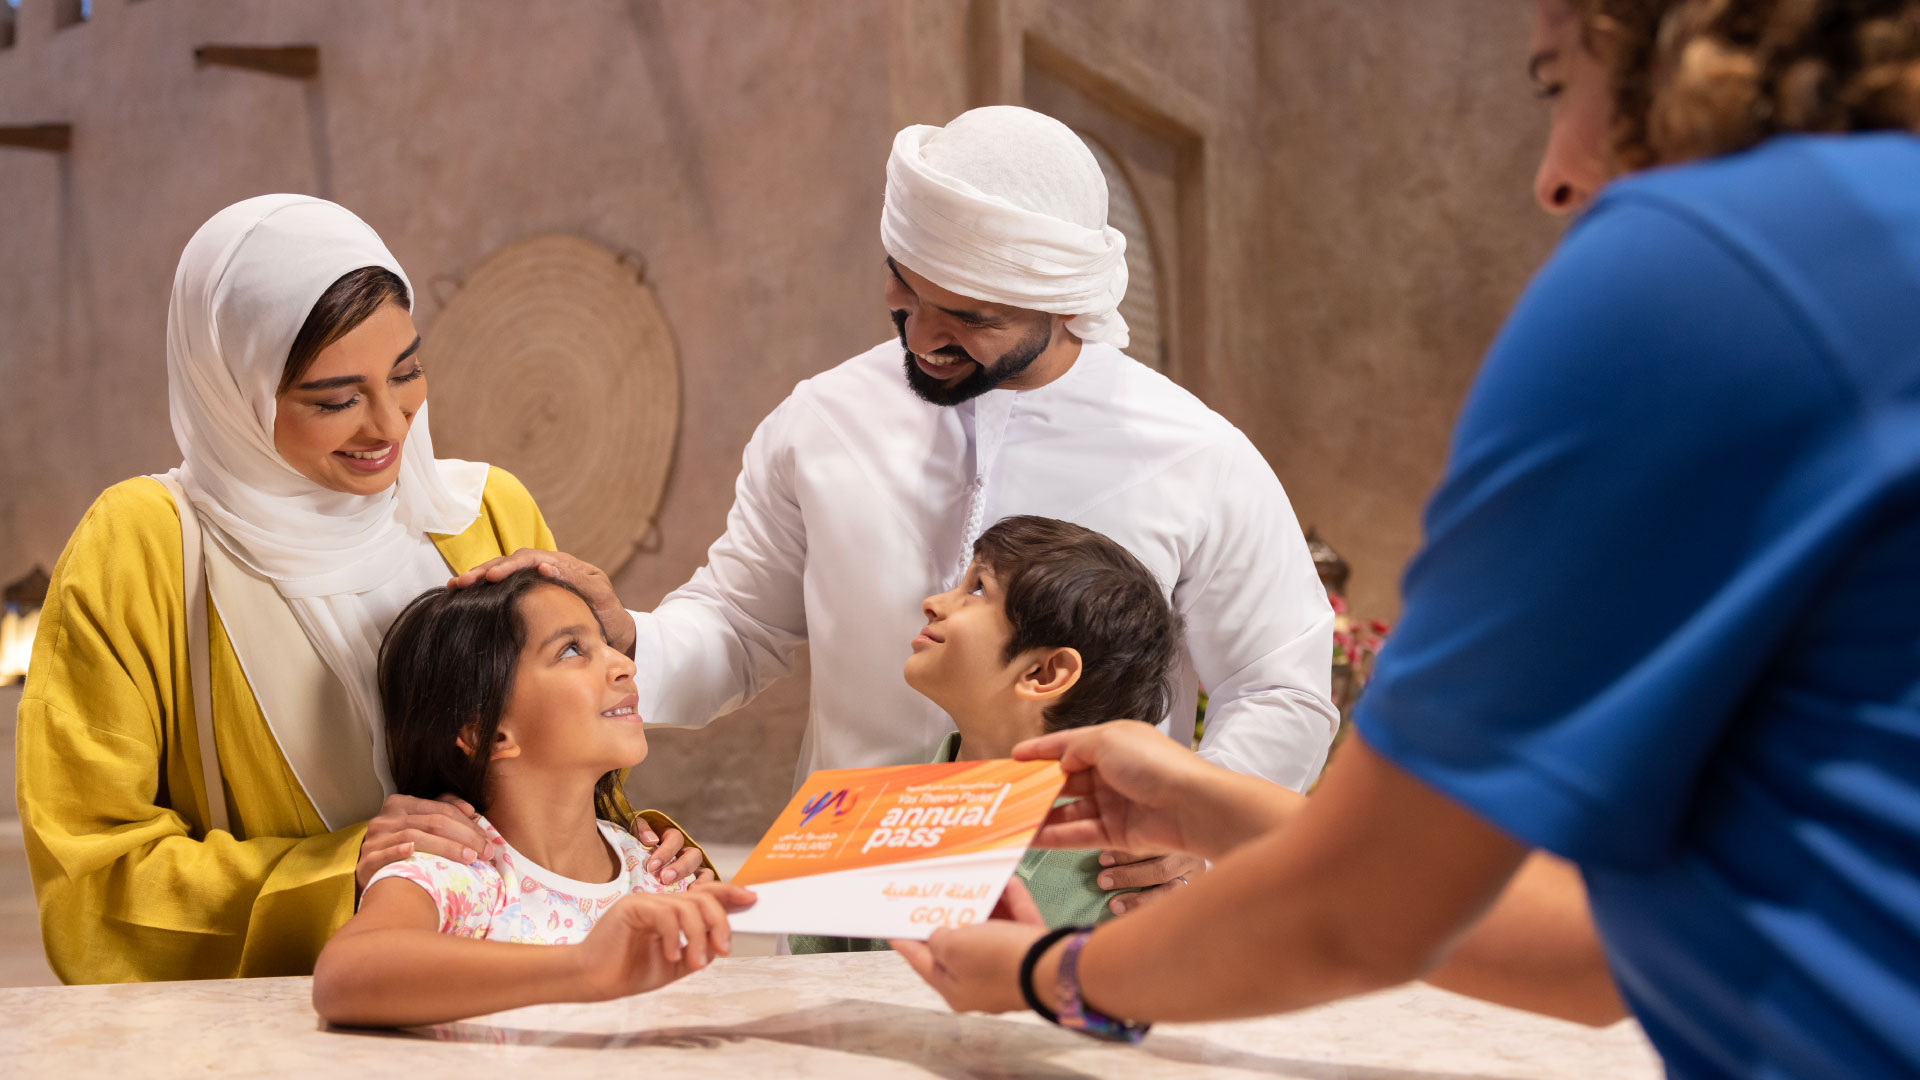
[356, 794, 497, 894]
[1014, 721, 1301, 864]
[449, 549, 638, 656]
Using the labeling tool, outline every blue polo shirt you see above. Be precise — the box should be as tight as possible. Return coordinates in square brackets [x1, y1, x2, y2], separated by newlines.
[1355, 134, 1920, 1079]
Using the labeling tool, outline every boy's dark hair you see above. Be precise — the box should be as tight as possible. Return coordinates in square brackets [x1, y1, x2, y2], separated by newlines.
[377, 569, 624, 822]
[971, 515, 1184, 733]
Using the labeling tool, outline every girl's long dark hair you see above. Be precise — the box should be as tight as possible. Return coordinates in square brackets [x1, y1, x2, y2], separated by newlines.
[377, 569, 626, 822]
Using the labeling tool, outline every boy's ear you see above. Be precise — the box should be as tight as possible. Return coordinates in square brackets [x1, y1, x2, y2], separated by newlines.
[455, 723, 522, 763]
[1013, 647, 1083, 702]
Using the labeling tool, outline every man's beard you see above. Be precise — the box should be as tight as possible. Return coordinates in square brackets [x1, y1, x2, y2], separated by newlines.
[893, 308, 1052, 407]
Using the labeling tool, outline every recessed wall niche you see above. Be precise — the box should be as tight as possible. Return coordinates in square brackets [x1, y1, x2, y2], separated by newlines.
[1016, 32, 1207, 390]
[1080, 132, 1165, 373]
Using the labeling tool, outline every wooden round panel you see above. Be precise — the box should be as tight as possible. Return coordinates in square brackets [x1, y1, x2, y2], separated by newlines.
[422, 235, 679, 576]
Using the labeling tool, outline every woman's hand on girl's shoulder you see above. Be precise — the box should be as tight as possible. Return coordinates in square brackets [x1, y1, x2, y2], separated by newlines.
[356, 794, 497, 894]
[634, 824, 708, 885]
[571, 885, 758, 1001]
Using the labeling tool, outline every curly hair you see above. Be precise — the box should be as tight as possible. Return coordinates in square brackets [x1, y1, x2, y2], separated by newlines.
[1573, 0, 1920, 169]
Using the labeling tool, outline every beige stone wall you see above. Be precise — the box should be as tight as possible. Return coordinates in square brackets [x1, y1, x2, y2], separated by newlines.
[913, 0, 1564, 621]
[0, 0, 1559, 842]
[1251, 0, 1563, 621]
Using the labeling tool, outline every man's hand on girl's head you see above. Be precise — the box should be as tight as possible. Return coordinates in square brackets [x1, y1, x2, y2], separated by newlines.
[447, 548, 638, 656]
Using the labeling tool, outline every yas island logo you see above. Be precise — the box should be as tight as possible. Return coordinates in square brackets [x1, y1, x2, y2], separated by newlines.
[798, 788, 857, 828]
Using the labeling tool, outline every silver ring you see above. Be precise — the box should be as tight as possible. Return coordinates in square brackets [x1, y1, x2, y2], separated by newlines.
[1176, 874, 1190, 886]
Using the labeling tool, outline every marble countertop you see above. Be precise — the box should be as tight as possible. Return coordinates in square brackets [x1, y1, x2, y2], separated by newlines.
[0, 951, 1662, 1078]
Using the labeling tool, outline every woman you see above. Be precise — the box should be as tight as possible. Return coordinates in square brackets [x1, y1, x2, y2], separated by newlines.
[896, 2, 1920, 1076]
[14, 195, 707, 983]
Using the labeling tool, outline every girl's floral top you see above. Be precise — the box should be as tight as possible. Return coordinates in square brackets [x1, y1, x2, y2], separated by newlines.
[365, 813, 690, 943]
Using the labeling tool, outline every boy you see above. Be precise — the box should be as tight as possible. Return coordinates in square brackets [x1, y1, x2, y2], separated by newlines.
[792, 515, 1184, 953]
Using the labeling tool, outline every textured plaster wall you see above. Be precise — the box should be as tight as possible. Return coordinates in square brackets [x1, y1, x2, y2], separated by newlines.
[1, 0, 1559, 843]
[1251, 1, 1563, 621]
[960, 0, 1562, 623]
[0, 0, 894, 843]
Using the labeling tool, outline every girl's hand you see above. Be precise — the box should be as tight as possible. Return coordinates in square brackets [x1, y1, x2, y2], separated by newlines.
[572, 885, 757, 1001]
[356, 794, 496, 893]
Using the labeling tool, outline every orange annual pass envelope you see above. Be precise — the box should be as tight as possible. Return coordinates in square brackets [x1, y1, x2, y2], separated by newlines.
[727, 759, 1067, 940]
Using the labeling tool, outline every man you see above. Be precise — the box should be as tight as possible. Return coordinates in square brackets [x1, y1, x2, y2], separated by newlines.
[467, 106, 1337, 906]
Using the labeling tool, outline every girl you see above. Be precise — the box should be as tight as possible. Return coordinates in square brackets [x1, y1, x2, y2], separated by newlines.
[313, 569, 754, 1027]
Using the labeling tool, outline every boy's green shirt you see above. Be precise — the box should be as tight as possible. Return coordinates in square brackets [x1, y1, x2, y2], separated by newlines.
[790, 732, 1127, 955]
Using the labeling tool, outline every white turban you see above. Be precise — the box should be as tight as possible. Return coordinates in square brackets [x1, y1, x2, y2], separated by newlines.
[881, 106, 1130, 349]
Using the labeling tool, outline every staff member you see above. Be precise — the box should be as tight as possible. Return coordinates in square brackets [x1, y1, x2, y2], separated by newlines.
[896, 2, 1920, 1076]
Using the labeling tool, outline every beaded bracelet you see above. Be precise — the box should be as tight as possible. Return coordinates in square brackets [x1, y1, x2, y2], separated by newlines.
[1018, 926, 1152, 1043]
[1055, 928, 1152, 1042]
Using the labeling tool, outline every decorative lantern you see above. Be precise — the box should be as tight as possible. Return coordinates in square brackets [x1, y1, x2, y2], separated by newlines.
[1303, 526, 1350, 599]
[1, 565, 50, 686]
[1301, 529, 1386, 738]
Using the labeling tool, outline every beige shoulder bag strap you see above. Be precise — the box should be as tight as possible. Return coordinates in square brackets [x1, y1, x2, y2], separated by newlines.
[156, 475, 231, 837]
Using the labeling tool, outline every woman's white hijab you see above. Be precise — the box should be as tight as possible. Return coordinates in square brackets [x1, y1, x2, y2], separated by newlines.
[158, 194, 486, 796]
